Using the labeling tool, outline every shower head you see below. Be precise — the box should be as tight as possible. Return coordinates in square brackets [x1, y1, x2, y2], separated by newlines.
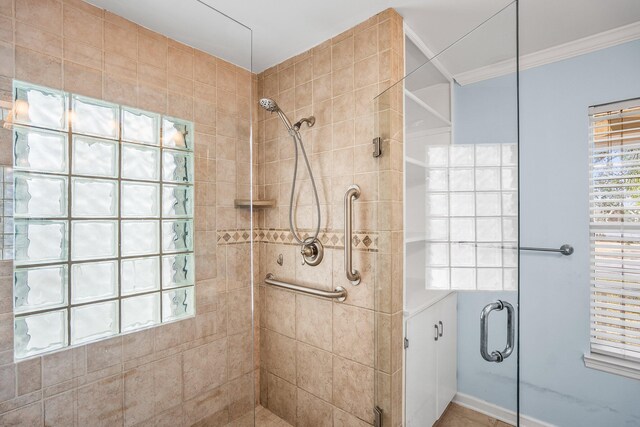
[259, 98, 279, 112]
[259, 98, 293, 131]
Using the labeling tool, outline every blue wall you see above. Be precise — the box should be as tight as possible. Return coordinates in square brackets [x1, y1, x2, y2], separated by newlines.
[454, 39, 640, 426]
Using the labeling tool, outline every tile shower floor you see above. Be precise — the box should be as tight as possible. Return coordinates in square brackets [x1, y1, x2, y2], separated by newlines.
[255, 405, 292, 426]
[435, 403, 513, 427]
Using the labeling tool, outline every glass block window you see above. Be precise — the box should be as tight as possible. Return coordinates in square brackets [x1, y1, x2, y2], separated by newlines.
[424, 143, 518, 291]
[11, 81, 195, 359]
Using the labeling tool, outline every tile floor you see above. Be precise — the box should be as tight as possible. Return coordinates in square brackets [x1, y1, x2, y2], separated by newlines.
[435, 403, 513, 427]
[254, 405, 293, 427]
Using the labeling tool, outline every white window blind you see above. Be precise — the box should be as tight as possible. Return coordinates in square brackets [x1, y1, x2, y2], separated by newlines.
[589, 99, 640, 362]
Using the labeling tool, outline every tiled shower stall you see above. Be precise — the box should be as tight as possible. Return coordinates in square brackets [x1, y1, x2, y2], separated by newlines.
[0, 1, 405, 426]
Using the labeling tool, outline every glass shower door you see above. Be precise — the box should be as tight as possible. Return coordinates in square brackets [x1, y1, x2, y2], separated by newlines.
[374, 2, 520, 426]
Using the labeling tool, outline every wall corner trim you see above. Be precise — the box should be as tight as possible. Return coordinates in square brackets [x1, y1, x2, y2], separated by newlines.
[454, 21, 640, 86]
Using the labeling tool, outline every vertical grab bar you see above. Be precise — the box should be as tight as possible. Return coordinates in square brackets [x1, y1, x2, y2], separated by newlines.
[480, 300, 515, 363]
[344, 185, 361, 285]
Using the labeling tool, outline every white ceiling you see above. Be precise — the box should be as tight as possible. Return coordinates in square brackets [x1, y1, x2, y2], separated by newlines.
[86, 0, 640, 73]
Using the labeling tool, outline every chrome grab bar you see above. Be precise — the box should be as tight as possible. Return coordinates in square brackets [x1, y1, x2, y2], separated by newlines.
[480, 300, 515, 363]
[264, 273, 347, 302]
[344, 185, 361, 285]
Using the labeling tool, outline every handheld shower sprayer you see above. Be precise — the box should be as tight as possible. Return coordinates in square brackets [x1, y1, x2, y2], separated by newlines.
[259, 98, 323, 266]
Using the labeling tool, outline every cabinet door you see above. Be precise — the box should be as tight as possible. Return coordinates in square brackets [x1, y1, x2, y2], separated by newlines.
[406, 307, 439, 427]
[436, 293, 458, 417]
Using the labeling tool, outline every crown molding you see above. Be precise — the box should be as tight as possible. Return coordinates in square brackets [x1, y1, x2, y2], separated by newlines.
[454, 20, 640, 86]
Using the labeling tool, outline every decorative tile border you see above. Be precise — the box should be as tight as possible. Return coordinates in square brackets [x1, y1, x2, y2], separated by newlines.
[217, 228, 379, 252]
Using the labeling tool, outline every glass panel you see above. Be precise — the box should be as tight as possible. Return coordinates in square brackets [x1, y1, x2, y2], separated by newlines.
[121, 220, 159, 256]
[71, 300, 118, 344]
[71, 261, 118, 304]
[13, 126, 68, 174]
[14, 265, 67, 313]
[162, 149, 194, 183]
[121, 293, 160, 332]
[72, 178, 118, 218]
[162, 116, 194, 150]
[72, 135, 119, 178]
[14, 309, 67, 359]
[121, 256, 160, 295]
[380, 3, 519, 426]
[14, 173, 67, 218]
[71, 220, 117, 260]
[121, 182, 159, 218]
[71, 95, 119, 139]
[162, 253, 195, 289]
[162, 287, 195, 322]
[121, 143, 160, 181]
[122, 107, 160, 145]
[162, 220, 193, 253]
[162, 184, 194, 218]
[13, 81, 67, 131]
[14, 220, 67, 265]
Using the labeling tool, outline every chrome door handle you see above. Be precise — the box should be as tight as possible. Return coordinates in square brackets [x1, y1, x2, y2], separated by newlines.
[434, 324, 439, 341]
[438, 321, 443, 337]
[344, 185, 361, 285]
[480, 300, 515, 363]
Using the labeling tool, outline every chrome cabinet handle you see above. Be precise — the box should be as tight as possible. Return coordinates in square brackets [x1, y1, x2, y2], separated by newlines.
[480, 300, 515, 363]
[434, 324, 439, 341]
[438, 321, 443, 337]
[344, 185, 361, 285]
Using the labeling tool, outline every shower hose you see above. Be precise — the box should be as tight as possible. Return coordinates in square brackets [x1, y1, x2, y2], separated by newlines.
[288, 129, 321, 245]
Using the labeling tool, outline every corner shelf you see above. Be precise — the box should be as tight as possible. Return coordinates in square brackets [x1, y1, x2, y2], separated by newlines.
[234, 199, 276, 209]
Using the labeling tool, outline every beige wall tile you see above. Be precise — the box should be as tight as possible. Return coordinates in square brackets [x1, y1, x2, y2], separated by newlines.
[138, 31, 167, 69]
[266, 287, 295, 338]
[332, 355, 374, 423]
[77, 375, 124, 426]
[333, 304, 374, 367]
[267, 373, 296, 425]
[0, 15, 12, 44]
[0, 402, 42, 426]
[0, 0, 13, 17]
[355, 25, 378, 61]
[333, 407, 371, 427]
[168, 46, 193, 79]
[63, 38, 101, 70]
[15, 46, 62, 88]
[295, 294, 332, 351]
[264, 329, 296, 384]
[296, 342, 332, 402]
[332, 36, 354, 71]
[44, 390, 75, 427]
[16, 357, 40, 396]
[0, 363, 15, 402]
[297, 388, 332, 427]
[194, 51, 216, 85]
[15, 0, 62, 34]
[64, 60, 102, 98]
[183, 338, 227, 400]
[15, 21, 62, 58]
[104, 72, 137, 105]
[42, 346, 86, 387]
[184, 386, 228, 426]
[63, 3, 102, 48]
[105, 20, 137, 59]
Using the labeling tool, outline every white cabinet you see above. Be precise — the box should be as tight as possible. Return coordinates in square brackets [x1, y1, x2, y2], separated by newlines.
[406, 292, 457, 427]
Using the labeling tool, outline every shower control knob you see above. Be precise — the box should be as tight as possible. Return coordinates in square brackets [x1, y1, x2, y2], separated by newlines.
[300, 238, 324, 267]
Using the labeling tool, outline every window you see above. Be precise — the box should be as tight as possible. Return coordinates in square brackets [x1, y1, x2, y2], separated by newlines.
[587, 99, 640, 375]
[12, 81, 196, 359]
[424, 143, 518, 290]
